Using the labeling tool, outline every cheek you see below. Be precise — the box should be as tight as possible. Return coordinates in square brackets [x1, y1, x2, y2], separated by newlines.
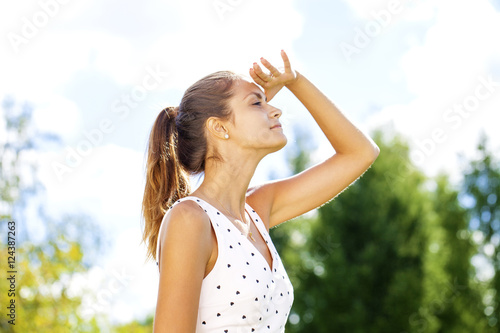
[237, 114, 268, 137]
[235, 124, 270, 148]
[240, 125, 269, 143]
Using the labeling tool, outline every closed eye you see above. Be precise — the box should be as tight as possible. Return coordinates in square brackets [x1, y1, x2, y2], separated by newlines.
[253, 101, 262, 106]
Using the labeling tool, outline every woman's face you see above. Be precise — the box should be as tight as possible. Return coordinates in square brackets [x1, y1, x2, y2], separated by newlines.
[226, 78, 287, 154]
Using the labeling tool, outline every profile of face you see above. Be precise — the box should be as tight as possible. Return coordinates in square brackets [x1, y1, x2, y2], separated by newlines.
[221, 78, 287, 155]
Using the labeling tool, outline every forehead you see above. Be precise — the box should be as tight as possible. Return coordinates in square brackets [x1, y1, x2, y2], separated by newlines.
[232, 78, 264, 100]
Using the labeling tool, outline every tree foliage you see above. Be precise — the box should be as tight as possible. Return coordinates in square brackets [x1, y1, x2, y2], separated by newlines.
[276, 130, 491, 332]
[462, 133, 500, 330]
[0, 97, 102, 332]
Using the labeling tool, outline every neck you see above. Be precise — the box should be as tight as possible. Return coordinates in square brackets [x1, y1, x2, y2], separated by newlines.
[192, 150, 262, 217]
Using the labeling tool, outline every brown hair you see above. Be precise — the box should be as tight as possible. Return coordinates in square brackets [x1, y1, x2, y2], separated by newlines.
[142, 70, 242, 262]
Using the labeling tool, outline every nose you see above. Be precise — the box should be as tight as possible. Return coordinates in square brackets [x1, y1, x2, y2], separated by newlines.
[269, 105, 282, 119]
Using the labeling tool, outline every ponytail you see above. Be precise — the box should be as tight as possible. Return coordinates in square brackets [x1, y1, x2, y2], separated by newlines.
[142, 106, 190, 262]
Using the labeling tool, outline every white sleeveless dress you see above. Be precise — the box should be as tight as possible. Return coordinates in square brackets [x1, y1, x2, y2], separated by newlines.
[156, 196, 294, 332]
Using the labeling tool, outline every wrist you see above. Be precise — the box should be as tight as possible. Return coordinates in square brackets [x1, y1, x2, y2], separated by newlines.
[285, 70, 302, 88]
[285, 70, 301, 89]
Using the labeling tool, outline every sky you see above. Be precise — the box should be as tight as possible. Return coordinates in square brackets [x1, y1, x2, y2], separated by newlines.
[1, 0, 500, 326]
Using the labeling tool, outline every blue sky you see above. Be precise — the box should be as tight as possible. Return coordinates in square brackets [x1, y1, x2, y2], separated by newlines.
[2, 0, 500, 325]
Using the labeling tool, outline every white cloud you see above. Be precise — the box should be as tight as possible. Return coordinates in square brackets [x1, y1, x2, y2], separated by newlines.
[365, 0, 500, 180]
[70, 227, 158, 323]
[0, 102, 6, 145]
[32, 95, 82, 141]
[400, 0, 500, 99]
[98, 226, 158, 324]
[37, 143, 155, 322]
[342, 0, 401, 18]
[341, 0, 436, 21]
[38, 144, 145, 229]
[0, 30, 138, 102]
[144, 0, 304, 90]
[1, 0, 304, 99]
[77, 31, 137, 85]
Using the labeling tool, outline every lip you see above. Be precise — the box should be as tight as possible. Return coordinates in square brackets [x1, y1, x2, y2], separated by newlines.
[270, 124, 282, 129]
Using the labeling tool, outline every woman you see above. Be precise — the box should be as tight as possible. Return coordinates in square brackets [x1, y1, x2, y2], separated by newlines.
[142, 50, 379, 332]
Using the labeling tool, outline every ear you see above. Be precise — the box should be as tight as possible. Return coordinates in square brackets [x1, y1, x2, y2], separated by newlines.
[206, 117, 228, 140]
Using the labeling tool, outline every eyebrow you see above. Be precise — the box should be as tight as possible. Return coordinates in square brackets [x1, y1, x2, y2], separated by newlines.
[244, 91, 267, 102]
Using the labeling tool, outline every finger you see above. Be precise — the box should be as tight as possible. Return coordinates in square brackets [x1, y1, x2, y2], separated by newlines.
[249, 68, 267, 86]
[252, 62, 272, 81]
[260, 57, 281, 77]
[281, 50, 292, 73]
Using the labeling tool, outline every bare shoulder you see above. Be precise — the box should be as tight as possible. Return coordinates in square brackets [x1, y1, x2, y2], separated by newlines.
[160, 199, 211, 243]
[154, 199, 213, 331]
[158, 200, 212, 265]
[165, 199, 210, 225]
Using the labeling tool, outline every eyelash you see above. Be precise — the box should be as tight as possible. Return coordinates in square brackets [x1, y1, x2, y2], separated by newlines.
[253, 101, 262, 106]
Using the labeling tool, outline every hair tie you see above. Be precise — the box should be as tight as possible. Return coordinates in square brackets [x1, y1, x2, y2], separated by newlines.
[163, 106, 179, 119]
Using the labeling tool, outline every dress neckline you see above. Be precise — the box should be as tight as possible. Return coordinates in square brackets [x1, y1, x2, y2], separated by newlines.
[187, 195, 275, 272]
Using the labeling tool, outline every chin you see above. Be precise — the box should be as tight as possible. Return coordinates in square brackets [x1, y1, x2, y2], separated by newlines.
[253, 131, 288, 153]
[270, 135, 288, 153]
[279, 135, 288, 149]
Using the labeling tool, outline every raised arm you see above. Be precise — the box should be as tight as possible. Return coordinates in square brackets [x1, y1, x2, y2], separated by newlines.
[247, 50, 380, 229]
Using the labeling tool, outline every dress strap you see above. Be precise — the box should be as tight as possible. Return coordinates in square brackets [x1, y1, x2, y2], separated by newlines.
[155, 196, 211, 268]
[244, 202, 269, 234]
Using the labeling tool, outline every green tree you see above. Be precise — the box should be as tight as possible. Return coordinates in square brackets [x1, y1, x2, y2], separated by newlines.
[462, 133, 500, 330]
[111, 314, 154, 333]
[278, 130, 490, 332]
[303, 132, 429, 332]
[420, 174, 491, 332]
[0, 96, 103, 332]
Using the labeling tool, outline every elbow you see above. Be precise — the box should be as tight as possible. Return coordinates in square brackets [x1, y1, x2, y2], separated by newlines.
[363, 143, 380, 165]
[372, 143, 380, 160]
[336, 142, 380, 167]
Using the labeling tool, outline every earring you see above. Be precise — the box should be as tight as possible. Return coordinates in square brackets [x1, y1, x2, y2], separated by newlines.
[224, 133, 229, 139]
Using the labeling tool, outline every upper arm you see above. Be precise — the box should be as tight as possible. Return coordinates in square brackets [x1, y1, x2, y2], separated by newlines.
[153, 201, 213, 333]
[248, 151, 379, 228]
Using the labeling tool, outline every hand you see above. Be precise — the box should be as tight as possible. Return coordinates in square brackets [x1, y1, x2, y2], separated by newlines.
[249, 50, 298, 102]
